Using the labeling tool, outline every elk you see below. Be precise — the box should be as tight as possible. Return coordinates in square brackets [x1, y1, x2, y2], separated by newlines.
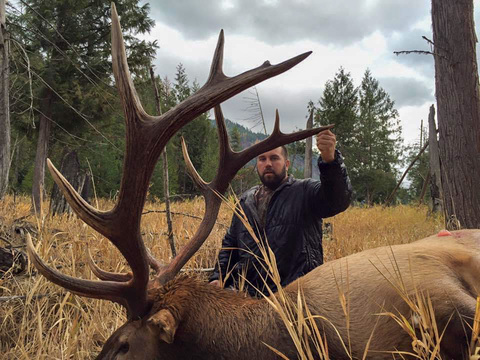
[27, 4, 480, 360]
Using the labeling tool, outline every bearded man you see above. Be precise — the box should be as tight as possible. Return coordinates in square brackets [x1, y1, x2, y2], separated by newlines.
[209, 130, 352, 296]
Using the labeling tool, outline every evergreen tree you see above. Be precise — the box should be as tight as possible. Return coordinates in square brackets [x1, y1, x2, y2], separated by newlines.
[314, 68, 402, 204]
[173, 63, 191, 102]
[286, 140, 306, 178]
[199, 128, 219, 183]
[316, 67, 358, 165]
[229, 125, 242, 152]
[9, 0, 157, 210]
[353, 69, 403, 204]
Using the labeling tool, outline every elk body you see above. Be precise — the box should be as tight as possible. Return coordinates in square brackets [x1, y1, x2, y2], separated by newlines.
[26, 4, 479, 360]
[92, 230, 480, 360]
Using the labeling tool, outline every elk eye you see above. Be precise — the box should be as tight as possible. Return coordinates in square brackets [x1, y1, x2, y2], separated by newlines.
[118, 342, 130, 354]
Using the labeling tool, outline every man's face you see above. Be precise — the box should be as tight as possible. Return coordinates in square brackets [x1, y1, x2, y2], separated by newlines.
[257, 147, 290, 190]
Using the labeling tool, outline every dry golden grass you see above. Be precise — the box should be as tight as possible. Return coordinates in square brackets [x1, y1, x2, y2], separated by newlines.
[322, 204, 444, 262]
[0, 194, 451, 359]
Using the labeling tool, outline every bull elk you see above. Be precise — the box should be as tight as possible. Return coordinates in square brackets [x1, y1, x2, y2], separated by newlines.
[27, 4, 479, 360]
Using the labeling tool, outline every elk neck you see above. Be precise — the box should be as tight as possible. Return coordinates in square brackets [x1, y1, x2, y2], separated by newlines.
[147, 275, 297, 360]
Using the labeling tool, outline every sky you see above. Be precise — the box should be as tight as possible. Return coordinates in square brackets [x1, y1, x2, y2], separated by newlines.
[140, 0, 480, 147]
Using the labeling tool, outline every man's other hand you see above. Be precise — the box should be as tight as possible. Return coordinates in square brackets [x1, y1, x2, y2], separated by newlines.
[316, 130, 336, 163]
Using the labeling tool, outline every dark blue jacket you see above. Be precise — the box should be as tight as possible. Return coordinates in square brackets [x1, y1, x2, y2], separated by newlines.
[210, 150, 352, 296]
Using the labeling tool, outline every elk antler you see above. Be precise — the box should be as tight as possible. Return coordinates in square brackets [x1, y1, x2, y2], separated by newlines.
[27, 3, 331, 320]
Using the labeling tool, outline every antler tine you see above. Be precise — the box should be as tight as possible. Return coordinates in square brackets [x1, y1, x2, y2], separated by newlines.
[179, 104, 232, 194]
[44, 157, 149, 316]
[181, 137, 209, 192]
[26, 234, 138, 312]
[154, 105, 333, 285]
[47, 160, 111, 236]
[214, 104, 232, 161]
[87, 247, 132, 282]
[111, 3, 150, 128]
[205, 30, 227, 84]
[272, 109, 281, 134]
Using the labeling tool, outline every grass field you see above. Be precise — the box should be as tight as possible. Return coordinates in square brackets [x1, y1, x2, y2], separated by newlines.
[0, 195, 459, 359]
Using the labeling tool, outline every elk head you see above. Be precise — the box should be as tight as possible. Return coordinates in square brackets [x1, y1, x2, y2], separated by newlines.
[26, 3, 331, 359]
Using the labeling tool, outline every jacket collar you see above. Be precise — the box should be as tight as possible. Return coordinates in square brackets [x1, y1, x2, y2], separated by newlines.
[242, 175, 295, 217]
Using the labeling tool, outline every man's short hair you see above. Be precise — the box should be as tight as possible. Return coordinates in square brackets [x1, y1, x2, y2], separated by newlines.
[257, 146, 289, 160]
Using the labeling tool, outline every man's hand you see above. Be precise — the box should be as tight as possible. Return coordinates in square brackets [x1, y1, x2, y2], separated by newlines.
[316, 130, 336, 163]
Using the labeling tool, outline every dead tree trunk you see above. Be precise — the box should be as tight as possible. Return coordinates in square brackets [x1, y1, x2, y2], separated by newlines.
[304, 110, 313, 179]
[31, 90, 53, 215]
[50, 150, 86, 216]
[419, 171, 431, 205]
[0, 0, 10, 199]
[427, 105, 442, 213]
[150, 67, 176, 257]
[432, 0, 480, 229]
[432, 0, 480, 228]
[80, 172, 91, 203]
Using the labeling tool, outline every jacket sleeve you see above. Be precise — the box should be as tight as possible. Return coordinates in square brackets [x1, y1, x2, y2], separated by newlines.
[209, 213, 240, 287]
[306, 149, 352, 218]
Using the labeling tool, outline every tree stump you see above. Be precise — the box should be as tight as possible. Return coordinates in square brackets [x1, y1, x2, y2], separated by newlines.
[0, 247, 27, 276]
[50, 150, 90, 215]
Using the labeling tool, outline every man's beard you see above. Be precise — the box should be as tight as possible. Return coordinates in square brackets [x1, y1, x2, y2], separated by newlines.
[258, 165, 287, 190]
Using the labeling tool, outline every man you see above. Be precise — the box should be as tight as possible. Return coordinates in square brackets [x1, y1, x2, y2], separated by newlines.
[209, 130, 352, 296]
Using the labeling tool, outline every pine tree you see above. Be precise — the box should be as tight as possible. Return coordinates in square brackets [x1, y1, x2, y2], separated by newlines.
[9, 0, 157, 212]
[173, 63, 191, 102]
[354, 69, 403, 204]
[229, 125, 242, 152]
[316, 67, 358, 164]
[314, 68, 402, 204]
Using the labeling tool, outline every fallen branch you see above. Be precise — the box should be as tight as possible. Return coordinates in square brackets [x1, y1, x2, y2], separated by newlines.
[180, 267, 214, 273]
[0, 294, 50, 302]
[142, 209, 228, 228]
[0, 235, 14, 247]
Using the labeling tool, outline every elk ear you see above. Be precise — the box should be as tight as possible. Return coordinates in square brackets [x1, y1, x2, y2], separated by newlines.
[147, 309, 178, 344]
